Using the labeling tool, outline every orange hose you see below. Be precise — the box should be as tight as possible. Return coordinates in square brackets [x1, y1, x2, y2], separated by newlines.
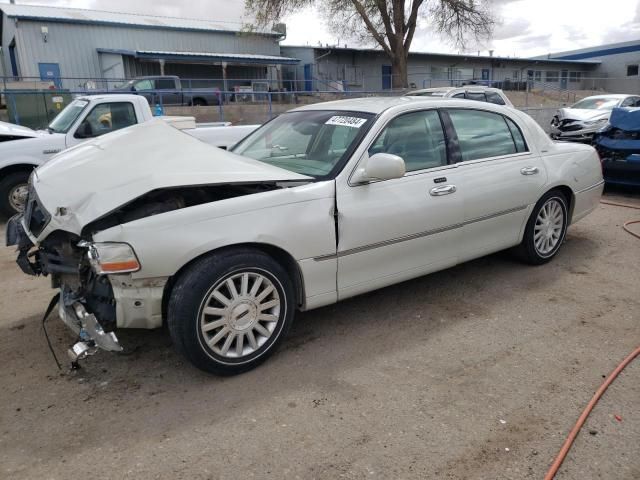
[600, 200, 640, 239]
[544, 346, 640, 480]
[544, 199, 640, 479]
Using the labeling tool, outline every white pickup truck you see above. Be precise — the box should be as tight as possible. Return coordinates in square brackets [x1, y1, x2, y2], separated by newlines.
[0, 94, 259, 216]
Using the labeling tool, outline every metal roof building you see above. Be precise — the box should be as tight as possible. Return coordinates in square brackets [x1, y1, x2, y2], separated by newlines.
[0, 2, 296, 89]
[281, 45, 601, 92]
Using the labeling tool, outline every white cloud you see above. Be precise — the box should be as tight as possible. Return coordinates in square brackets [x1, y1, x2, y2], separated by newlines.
[7, 0, 640, 57]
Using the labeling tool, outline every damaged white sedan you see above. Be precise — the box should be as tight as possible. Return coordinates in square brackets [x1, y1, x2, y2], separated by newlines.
[7, 97, 604, 375]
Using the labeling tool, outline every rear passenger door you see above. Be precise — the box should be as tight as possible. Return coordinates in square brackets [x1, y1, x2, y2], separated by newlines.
[444, 108, 547, 260]
[155, 78, 181, 105]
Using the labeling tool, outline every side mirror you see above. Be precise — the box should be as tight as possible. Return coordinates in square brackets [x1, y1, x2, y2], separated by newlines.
[352, 153, 406, 184]
[74, 121, 93, 139]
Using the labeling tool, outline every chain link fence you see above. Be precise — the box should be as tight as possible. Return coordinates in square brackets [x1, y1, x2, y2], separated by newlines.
[1, 75, 637, 132]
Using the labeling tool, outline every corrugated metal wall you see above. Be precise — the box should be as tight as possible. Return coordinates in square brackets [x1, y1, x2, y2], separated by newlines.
[8, 19, 281, 85]
[1, 12, 18, 77]
[282, 47, 597, 91]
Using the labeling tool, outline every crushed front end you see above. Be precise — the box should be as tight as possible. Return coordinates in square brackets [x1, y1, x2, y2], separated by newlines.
[550, 114, 608, 143]
[6, 191, 124, 363]
[594, 107, 640, 187]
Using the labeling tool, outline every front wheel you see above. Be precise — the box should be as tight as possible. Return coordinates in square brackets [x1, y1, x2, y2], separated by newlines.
[517, 190, 569, 265]
[167, 249, 295, 375]
[0, 171, 31, 216]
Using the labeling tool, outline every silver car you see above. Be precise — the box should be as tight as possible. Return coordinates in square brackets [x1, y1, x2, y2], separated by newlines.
[550, 94, 640, 143]
[404, 86, 513, 107]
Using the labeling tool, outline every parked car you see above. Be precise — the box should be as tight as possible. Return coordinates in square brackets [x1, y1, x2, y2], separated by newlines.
[0, 94, 258, 216]
[7, 97, 603, 375]
[550, 94, 640, 143]
[404, 86, 513, 107]
[594, 107, 640, 186]
[114, 75, 221, 106]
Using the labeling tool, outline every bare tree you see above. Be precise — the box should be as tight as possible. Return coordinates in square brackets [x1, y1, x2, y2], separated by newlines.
[245, 0, 495, 88]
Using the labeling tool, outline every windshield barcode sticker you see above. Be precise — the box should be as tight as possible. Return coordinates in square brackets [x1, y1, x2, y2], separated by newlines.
[325, 116, 367, 128]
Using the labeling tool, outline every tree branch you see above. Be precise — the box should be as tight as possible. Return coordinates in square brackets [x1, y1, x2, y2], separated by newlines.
[351, 0, 394, 57]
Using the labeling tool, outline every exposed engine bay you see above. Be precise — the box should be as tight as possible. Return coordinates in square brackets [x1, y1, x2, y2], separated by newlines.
[6, 181, 292, 365]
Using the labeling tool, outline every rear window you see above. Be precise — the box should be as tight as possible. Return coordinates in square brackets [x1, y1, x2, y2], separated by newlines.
[486, 92, 506, 105]
[465, 92, 487, 102]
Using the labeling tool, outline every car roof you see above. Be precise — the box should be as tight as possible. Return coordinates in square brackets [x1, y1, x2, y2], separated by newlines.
[291, 96, 506, 115]
[580, 94, 634, 100]
[407, 86, 502, 94]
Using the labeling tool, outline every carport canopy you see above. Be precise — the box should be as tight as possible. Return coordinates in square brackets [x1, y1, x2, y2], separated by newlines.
[97, 48, 299, 65]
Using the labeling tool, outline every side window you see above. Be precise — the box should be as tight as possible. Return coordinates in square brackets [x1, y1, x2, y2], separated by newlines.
[156, 78, 175, 89]
[466, 92, 487, 103]
[448, 109, 521, 161]
[504, 117, 528, 153]
[368, 110, 447, 172]
[75, 102, 137, 139]
[134, 79, 154, 91]
[452, 92, 466, 99]
[620, 97, 639, 107]
[486, 92, 506, 105]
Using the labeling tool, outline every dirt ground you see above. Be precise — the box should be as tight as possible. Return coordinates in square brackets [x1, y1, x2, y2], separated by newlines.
[0, 189, 638, 480]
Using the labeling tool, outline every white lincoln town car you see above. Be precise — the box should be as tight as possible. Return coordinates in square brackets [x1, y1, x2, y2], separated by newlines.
[6, 97, 604, 375]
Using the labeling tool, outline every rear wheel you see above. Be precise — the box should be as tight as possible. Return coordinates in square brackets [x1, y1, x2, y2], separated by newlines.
[517, 190, 569, 265]
[0, 171, 31, 216]
[167, 248, 295, 375]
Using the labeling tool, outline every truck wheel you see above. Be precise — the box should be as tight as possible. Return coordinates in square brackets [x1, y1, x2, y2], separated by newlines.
[0, 171, 31, 216]
[192, 98, 207, 106]
[167, 248, 295, 375]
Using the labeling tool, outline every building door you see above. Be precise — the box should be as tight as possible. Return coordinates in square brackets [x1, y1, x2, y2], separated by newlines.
[481, 69, 490, 82]
[303, 64, 313, 92]
[38, 63, 62, 88]
[560, 70, 568, 90]
[9, 40, 19, 78]
[382, 65, 392, 89]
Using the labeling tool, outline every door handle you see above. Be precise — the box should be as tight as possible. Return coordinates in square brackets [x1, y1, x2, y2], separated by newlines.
[520, 166, 539, 175]
[429, 184, 457, 196]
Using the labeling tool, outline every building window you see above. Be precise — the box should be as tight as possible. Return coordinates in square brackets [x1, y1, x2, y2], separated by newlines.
[513, 70, 519, 80]
[534, 71, 542, 81]
[627, 65, 639, 76]
[569, 72, 582, 83]
[546, 71, 559, 82]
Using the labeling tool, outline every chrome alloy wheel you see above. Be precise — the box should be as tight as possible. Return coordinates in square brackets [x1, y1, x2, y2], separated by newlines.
[199, 271, 281, 359]
[534, 198, 565, 256]
[8, 184, 29, 213]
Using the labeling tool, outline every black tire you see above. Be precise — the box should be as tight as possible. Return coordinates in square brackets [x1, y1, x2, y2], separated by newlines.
[516, 189, 569, 265]
[191, 98, 207, 106]
[0, 171, 31, 217]
[167, 248, 295, 375]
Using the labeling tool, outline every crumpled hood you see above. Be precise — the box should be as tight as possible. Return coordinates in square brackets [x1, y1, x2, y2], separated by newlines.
[606, 107, 640, 131]
[32, 119, 311, 233]
[0, 120, 42, 139]
[557, 108, 611, 122]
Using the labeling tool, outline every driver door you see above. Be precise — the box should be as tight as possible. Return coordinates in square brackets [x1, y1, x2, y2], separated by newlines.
[335, 109, 464, 300]
[66, 102, 138, 147]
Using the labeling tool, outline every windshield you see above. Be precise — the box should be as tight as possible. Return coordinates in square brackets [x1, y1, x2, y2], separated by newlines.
[48, 99, 89, 133]
[571, 97, 621, 110]
[232, 110, 374, 178]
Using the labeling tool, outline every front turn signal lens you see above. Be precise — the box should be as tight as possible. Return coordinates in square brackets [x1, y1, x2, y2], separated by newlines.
[85, 242, 141, 274]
